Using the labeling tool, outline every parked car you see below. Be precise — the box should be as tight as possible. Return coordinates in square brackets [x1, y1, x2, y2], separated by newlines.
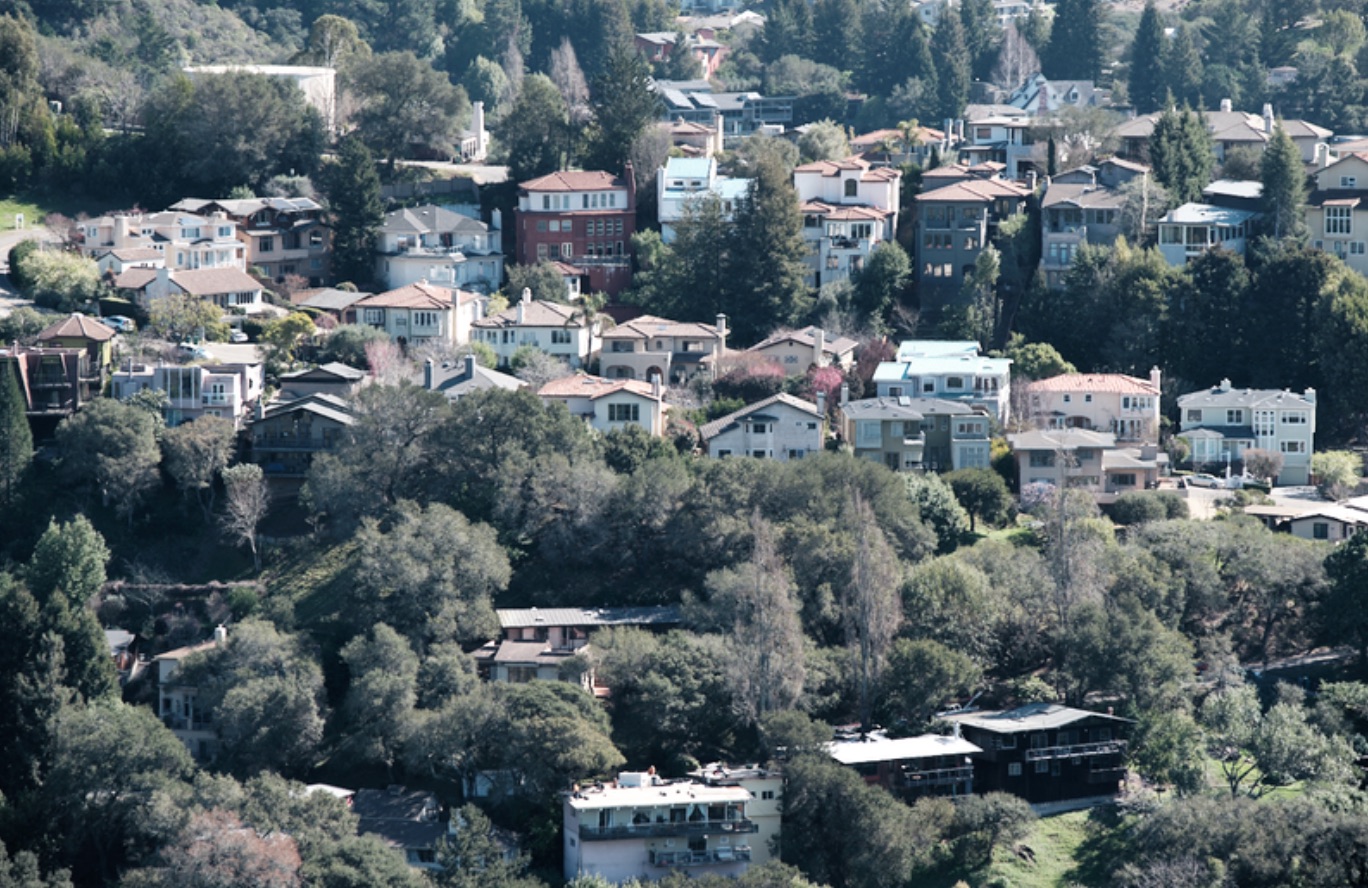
[1186, 473, 1222, 488]
[100, 315, 136, 333]
[229, 330, 249, 343]
[177, 342, 210, 360]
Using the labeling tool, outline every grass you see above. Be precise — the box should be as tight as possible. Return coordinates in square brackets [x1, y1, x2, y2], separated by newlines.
[921, 810, 1105, 888]
[0, 190, 125, 231]
[263, 537, 358, 630]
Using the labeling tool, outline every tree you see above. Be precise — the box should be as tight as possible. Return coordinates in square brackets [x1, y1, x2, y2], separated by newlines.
[990, 24, 1041, 92]
[904, 472, 971, 554]
[1260, 125, 1308, 240]
[797, 119, 850, 163]
[351, 500, 508, 648]
[1325, 532, 1368, 664]
[852, 241, 910, 331]
[959, 0, 1000, 79]
[951, 792, 1035, 865]
[0, 362, 33, 507]
[500, 74, 569, 182]
[944, 468, 1013, 532]
[221, 463, 269, 570]
[339, 624, 419, 774]
[146, 291, 226, 343]
[319, 324, 389, 366]
[1313, 450, 1361, 500]
[16, 250, 102, 312]
[55, 399, 162, 526]
[724, 154, 812, 343]
[1243, 448, 1283, 483]
[296, 14, 371, 68]
[156, 809, 302, 888]
[162, 417, 235, 520]
[879, 638, 980, 730]
[490, 681, 625, 798]
[1129, 1, 1166, 114]
[1043, 0, 1104, 81]
[549, 38, 591, 130]
[845, 494, 903, 729]
[437, 803, 541, 888]
[1149, 106, 1215, 205]
[260, 312, 317, 369]
[1161, 25, 1204, 108]
[27, 516, 109, 608]
[583, 44, 661, 174]
[506, 261, 569, 303]
[932, 13, 972, 121]
[322, 137, 384, 287]
[347, 52, 470, 169]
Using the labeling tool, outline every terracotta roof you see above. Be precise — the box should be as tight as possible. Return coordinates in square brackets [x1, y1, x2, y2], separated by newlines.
[748, 325, 859, 356]
[700, 392, 821, 440]
[794, 156, 900, 181]
[174, 268, 263, 296]
[1027, 373, 1158, 395]
[38, 313, 115, 342]
[548, 260, 584, 275]
[801, 201, 891, 220]
[601, 314, 722, 340]
[519, 170, 626, 192]
[538, 372, 660, 400]
[473, 299, 584, 328]
[916, 178, 1031, 203]
[354, 282, 453, 310]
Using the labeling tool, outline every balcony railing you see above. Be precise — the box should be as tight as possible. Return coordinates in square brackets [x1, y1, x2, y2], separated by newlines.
[652, 848, 752, 867]
[1024, 740, 1126, 762]
[253, 434, 331, 451]
[897, 765, 974, 788]
[579, 819, 758, 842]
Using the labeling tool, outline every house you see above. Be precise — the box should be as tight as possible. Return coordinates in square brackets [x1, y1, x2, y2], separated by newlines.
[1306, 152, 1368, 275]
[873, 340, 1012, 424]
[1024, 370, 1162, 442]
[515, 169, 637, 296]
[79, 212, 246, 271]
[471, 291, 600, 368]
[1156, 202, 1260, 266]
[651, 80, 794, 147]
[459, 100, 491, 162]
[276, 362, 369, 401]
[745, 326, 858, 376]
[993, 0, 1053, 25]
[700, 393, 825, 461]
[1008, 428, 1167, 503]
[960, 116, 1043, 179]
[170, 196, 331, 284]
[154, 628, 224, 762]
[421, 354, 525, 401]
[635, 31, 728, 78]
[1112, 100, 1332, 164]
[599, 314, 728, 383]
[94, 247, 165, 276]
[656, 157, 750, 243]
[1287, 505, 1368, 543]
[941, 704, 1132, 808]
[0, 346, 101, 436]
[36, 313, 115, 376]
[474, 606, 680, 690]
[347, 282, 480, 347]
[686, 764, 782, 866]
[563, 770, 777, 882]
[111, 361, 265, 428]
[914, 175, 1032, 309]
[115, 266, 267, 314]
[838, 394, 992, 472]
[1176, 380, 1316, 485]
[1039, 159, 1149, 287]
[375, 204, 503, 292]
[793, 157, 901, 287]
[183, 64, 337, 132]
[1008, 74, 1110, 116]
[849, 125, 950, 168]
[248, 393, 354, 477]
[828, 729, 981, 800]
[297, 287, 370, 321]
[657, 118, 724, 158]
[352, 786, 453, 870]
[538, 373, 667, 436]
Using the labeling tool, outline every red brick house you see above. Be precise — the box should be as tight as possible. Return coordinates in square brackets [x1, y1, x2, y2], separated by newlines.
[514, 168, 636, 296]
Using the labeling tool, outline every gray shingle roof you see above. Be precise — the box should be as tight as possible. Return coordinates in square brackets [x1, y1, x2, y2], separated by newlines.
[496, 606, 681, 629]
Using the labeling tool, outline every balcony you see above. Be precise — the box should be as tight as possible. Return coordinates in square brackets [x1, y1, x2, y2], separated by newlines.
[1024, 739, 1126, 762]
[897, 765, 974, 789]
[579, 819, 759, 842]
[253, 435, 329, 452]
[651, 848, 752, 867]
[31, 375, 71, 389]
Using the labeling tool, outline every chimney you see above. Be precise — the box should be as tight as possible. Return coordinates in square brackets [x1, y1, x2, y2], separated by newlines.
[715, 312, 728, 343]
[155, 266, 172, 295]
[623, 161, 637, 210]
[213, 625, 228, 646]
[1220, 97, 1232, 113]
[1304, 387, 1316, 404]
[254, 399, 264, 421]
[651, 372, 662, 399]
[816, 390, 827, 416]
[424, 357, 434, 389]
[1262, 103, 1275, 134]
[840, 382, 849, 407]
[1027, 170, 1037, 191]
[1218, 377, 1232, 392]
[518, 287, 530, 324]
[1149, 366, 1161, 392]
[1317, 143, 1331, 169]
[812, 327, 825, 367]
[464, 353, 477, 378]
[471, 100, 488, 158]
[113, 215, 131, 248]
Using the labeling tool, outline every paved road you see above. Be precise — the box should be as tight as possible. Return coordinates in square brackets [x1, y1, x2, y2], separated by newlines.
[393, 160, 510, 185]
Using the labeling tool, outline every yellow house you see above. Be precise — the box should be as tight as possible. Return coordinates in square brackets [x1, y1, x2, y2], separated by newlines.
[36, 313, 114, 376]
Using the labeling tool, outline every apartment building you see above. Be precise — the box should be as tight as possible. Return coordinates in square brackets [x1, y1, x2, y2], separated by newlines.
[515, 169, 636, 296]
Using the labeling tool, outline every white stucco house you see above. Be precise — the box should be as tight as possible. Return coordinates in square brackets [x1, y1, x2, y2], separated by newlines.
[538, 373, 667, 436]
[700, 393, 825, 460]
[471, 291, 600, 368]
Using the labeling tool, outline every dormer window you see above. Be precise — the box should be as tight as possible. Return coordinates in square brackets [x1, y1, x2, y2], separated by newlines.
[844, 179, 858, 198]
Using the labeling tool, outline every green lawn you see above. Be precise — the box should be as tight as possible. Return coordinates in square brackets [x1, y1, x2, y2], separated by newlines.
[0, 191, 122, 230]
[922, 809, 1108, 888]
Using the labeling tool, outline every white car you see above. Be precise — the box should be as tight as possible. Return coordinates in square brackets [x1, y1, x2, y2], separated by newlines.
[1186, 473, 1222, 488]
[229, 330, 249, 343]
[177, 342, 210, 360]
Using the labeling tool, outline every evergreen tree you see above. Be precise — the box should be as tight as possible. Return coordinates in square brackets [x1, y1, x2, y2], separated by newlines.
[0, 362, 32, 508]
[813, 0, 863, 72]
[583, 44, 661, 174]
[1162, 24, 1205, 108]
[723, 155, 812, 343]
[1129, 1, 1167, 114]
[760, 0, 815, 64]
[1149, 105, 1215, 204]
[1020, 5, 1052, 55]
[960, 0, 1001, 81]
[323, 137, 384, 287]
[1259, 124, 1307, 240]
[1044, 0, 1104, 81]
[500, 73, 569, 182]
[933, 12, 972, 121]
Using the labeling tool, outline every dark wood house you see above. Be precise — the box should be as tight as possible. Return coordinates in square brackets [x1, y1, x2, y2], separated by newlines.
[827, 730, 982, 800]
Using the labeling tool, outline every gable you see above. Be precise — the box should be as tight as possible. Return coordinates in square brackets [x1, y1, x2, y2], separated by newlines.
[1318, 154, 1368, 191]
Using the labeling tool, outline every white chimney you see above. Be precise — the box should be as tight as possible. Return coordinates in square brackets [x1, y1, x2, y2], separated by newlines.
[517, 287, 530, 324]
[1262, 103, 1275, 134]
[812, 327, 826, 367]
[840, 382, 849, 407]
[1220, 98, 1232, 113]
[113, 215, 131, 248]
[651, 372, 662, 399]
[465, 353, 477, 378]
[816, 390, 827, 416]
[472, 100, 488, 159]
[716, 313, 728, 342]
[1149, 366, 1161, 392]
[1304, 387, 1316, 404]
[1317, 143, 1331, 169]
[1218, 378, 1232, 392]
[213, 625, 228, 645]
[424, 357, 434, 389]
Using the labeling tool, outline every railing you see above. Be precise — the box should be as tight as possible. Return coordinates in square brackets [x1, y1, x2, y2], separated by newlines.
[1024, 740, 1126, 762]
[253, 435, 331, 451]
[898, 765, 974, 788]
[32, 375, 70, 388]
[579, 819, 758, 841]
[652, 848, 752, 867]
[163, 714, 213, 731]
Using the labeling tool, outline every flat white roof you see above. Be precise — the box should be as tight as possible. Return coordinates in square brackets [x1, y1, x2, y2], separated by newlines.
[567, 781, 751, 811]
[828, 733, 981, 765]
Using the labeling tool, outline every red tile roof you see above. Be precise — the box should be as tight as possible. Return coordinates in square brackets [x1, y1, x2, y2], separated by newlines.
[519, 170, 626, 192]
[354, 282, 453, 309]
[38, 313, 114, 342]
[1028, 373, 1159, 395]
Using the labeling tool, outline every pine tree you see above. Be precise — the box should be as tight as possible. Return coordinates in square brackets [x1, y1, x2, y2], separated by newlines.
[1129, 1, 1166, 114]
[760, 0, 815, 64]
[583, 43, 661, 174]
[723, 155, 811, 343]
[1162, 24, 1204, 108]
[1149, 105, 1215, 204]
[0, 363, 32, 508]
[933, 12, 972, 121]
[1260, 124, 1307, 240]
[323, 137, 383, 288]
[813, 0, 862, 72]
[960, 0, 1001, 81]
[1044, 0, 1104, 81]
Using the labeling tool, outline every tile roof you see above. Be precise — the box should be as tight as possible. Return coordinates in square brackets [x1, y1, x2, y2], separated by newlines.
[354, 282, 453, 309]
[113, 268, 159, 290]
[793, 157, 900, 181]
[538, 372, 660, 400]
[38, 313, 115, 342]
[473, 299, 584, 328]
[519, 170, 626, 192]
[174, 268, 263, 296]
[917, 178, 1032, 203]
[601, 314, 722, 340]
[700, 392, 821, 440]
[748, 325, 859, 356]
[800, 201, 892, 220]
[1027, 373, 1158, 395]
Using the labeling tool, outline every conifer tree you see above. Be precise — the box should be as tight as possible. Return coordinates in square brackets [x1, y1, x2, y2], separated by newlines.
[723, 155, 811, 343]
[1162, 24, 1205, 108]
[1129, 1, 1166, 114]
[1044, 0, 1104, 81]
[1260, 125, 1307, 240]
[933, 12, 972, 121]
[0, 363, 32, 508]
[323, 137, 384, 287]
[1149, 105, 1215, 204]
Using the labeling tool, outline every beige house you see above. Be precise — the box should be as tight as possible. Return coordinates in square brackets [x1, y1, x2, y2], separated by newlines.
[114, 266, 267, 314]
[538, 373, 667, 436]
[1287, 506, 1368, 543]
[171, 197, 331, 285]
[1024, 370, 1161, 442]
[80, 212, 246, 271]
[347, 282, 481, 346]
[746, 326, 858, 376]
[472, 291, 600, 368]
[1008, 428, 1166, 504]
[600, 314, 728, 383]
[154, 629, 223, 762]
[1307, 152, 1368, 276]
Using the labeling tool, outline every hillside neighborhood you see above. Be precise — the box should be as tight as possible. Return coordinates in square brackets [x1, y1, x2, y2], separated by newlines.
[9, 0, 1368, 886]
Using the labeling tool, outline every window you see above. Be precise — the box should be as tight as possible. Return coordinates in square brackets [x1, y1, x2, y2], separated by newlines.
[536, 243, 548, 260]
[761, 790, 775, 800]
[608, 403, 640, 422]
[561, 243, 573, 258]
[946, 376, 964, 389]
[542, 196, 551, 209]
[1343, 176, 1358, 188]
[549, 219, 561, 232]
[788, 449, 805, 459]
[1254, 410, 1275, 437]
[1029, 452, 1056, 467]
[856, 420, 882, 447]
[844, 179, 858, 197]
[363, 308, 384, 325]
[217, 226, 232, 237]
[413, 311, 438, 327]
[1281, 440, 1307, 453]
[1112, 473, 1137, 487]
[1283, 412, 1308, 424]
[888, 386, 903, 397]
[1035, 760, 1050, 774]
[1062, 394, 1072, 403]
[718, 449, 732, 457]
[751, 422, 768, 433]
[1226, 409, 1244, 424]
[1314, 522, 1330, 540]
[1186, 409, 1202, 422]
[551, 329, 571, 344]
[1355, 242, 1367, 255]
[1008, 762, 1023, 777]
[1327, 205, 1353, 235]
[1084, 394, 1093, 403]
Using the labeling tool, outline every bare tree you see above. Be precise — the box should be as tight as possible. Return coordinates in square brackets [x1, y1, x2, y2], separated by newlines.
[365, 338, 407, 385]
[162, 415, 236, 521]
[845, 492, 903, 729]
[500, 35, 525, 108]
[221, 463, 270, 571]
[550, 37, 590, 127]
[990, 25, 1041, 93]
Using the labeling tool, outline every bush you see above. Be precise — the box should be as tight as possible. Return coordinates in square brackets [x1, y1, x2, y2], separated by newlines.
[6, 239, 39, 292]
[1111, 492, 1169, 526]
[712, 361, 785, 404]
